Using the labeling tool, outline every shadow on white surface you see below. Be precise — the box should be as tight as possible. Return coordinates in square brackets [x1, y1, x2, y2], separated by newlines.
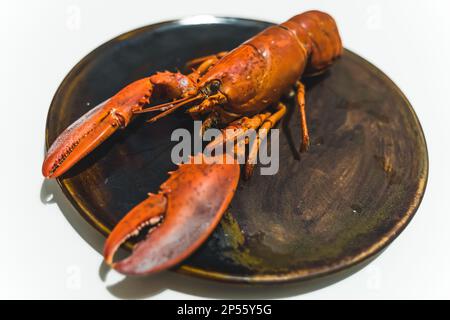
[41, 178, 378, 299]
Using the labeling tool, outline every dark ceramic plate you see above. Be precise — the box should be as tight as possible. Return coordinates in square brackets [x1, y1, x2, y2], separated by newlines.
[45, 16, 428, 283]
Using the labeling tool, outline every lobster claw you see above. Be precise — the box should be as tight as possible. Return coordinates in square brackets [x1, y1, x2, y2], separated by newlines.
[42, 78, 153, 178]
[104, 154, 240, 275]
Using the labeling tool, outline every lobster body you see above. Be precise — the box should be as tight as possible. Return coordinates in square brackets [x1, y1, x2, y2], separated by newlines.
[199, 11, 342, 115]
[43, 11, 343, 275]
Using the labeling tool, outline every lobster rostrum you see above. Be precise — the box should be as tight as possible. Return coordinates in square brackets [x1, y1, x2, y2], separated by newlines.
[43, 11, 342, 275]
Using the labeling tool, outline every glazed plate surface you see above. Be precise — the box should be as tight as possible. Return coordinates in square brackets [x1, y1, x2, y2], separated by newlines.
[45, 17, 428, 283]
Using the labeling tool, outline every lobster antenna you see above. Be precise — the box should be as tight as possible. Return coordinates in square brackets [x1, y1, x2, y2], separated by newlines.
[135, 94, 201, 114]
[146, 94, 204, 123]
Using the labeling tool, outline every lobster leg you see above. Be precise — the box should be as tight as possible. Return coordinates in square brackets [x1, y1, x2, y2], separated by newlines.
[103, 154, 240, 275]
[203, 103, 286, 179]
[200, 111, 220, 134]
[42, 72, 198, 178]
[244, 102, 287, 179]
[296, 81, 310, 152]
[205, 112, 272, 152]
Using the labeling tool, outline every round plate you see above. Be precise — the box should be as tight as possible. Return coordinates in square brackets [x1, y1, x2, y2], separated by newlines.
[45, 16, 428, 283]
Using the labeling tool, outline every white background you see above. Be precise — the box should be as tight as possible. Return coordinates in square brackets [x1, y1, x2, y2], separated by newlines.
[1, 0, 449, 299]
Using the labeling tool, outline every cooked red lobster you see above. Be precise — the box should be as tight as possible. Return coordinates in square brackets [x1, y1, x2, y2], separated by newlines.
[42, 11, 342, 275]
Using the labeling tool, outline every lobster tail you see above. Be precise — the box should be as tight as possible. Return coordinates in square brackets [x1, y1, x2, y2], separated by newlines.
[282, 10, 343, 75]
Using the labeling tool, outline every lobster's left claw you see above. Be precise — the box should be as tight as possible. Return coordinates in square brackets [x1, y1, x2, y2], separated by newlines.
[104, 154, 240, 275]
[43, 78, 153, 178]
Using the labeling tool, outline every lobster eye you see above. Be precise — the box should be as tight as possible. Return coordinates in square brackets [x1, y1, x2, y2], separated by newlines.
[200, 80, 221, 96]
[209, 80, 221, 92]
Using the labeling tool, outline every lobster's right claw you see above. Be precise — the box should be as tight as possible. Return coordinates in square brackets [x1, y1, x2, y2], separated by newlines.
[42, 78, 153, 178]
[103, 154, 240, 275]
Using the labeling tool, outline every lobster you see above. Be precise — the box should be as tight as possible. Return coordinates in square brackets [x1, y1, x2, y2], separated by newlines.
[42, 11, 342, 275]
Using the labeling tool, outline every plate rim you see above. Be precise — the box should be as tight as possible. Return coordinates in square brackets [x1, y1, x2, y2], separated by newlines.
[45, 16, 429, 284]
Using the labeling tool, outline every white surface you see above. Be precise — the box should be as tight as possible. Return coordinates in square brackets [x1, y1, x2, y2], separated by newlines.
[1, 0, 449, 299]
